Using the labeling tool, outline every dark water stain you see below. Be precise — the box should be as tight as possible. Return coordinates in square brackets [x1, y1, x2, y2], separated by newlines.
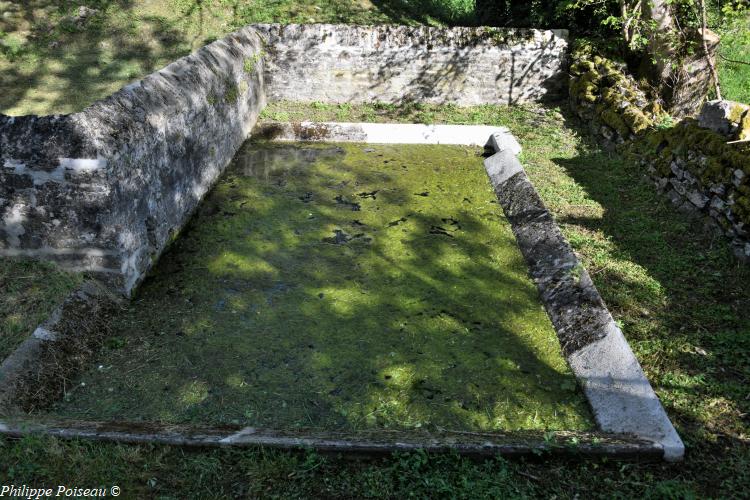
[387, 217, 408, 228]
[323, 229, 352, 245]
[357, 190, 379, 200]
[334, 195, 361, 211]
[429, 226, 454, 238]
[441, 217, 461, 230]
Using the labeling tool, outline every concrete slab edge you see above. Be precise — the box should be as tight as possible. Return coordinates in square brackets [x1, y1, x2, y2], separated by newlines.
[253, 122, 510, 146]
[483, 132, 685, 462]
[0, 418, 662, 459]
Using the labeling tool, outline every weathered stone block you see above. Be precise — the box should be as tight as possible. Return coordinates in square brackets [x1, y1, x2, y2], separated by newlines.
[687, 189, 709, 208]
[698, 99, 750, 138]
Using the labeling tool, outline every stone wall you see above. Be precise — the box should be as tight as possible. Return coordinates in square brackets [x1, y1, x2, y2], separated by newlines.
[0, 26, 266, 295]
[639, 109, 750, 261]
[1, 22, 571, 296]
[255, 24, 569, 106]
[568, 48, 750, 261]
[569, 47, 663, 145]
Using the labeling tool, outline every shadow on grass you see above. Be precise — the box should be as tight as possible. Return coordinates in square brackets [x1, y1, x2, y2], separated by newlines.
[549, 110, 750, 455]
[0, 0, 222, 115]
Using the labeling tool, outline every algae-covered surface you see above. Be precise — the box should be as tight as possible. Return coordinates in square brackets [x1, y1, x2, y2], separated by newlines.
[50, 142, 592, 432]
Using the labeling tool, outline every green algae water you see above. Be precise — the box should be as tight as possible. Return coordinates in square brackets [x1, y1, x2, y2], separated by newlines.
[50, 142, 593, 431]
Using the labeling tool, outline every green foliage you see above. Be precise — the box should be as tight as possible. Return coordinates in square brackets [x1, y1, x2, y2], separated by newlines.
[243, 51, 264, 74]
[714, 5, 750, 103]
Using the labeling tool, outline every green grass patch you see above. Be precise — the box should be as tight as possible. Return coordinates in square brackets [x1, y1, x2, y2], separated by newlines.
[0, 0, 479, 116]
[715, 11, 750, 103]
[50, 142, 590, 431]
[0, 258, 81, 361]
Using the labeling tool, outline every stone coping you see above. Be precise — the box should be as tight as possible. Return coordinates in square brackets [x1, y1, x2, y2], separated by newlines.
[0, 419, 661, 459]
[484, 130, 684, 462]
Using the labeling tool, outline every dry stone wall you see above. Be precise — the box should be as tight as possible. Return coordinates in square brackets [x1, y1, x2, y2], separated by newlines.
[568, 47, 750, 261]
[255, 24, 569, 106]
[639, 113, 750, 261]
[0, 27, 266, 295]
[569, 48, 662, 145]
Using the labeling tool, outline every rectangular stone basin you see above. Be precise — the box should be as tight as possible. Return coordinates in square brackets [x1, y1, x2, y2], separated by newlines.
[46, 141, 593, 432]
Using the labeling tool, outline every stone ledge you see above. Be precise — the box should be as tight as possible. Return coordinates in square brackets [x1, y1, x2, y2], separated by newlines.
[483, 132, 685, 462]
[254, 121, 509, 146]
[0, 419, 663, 459]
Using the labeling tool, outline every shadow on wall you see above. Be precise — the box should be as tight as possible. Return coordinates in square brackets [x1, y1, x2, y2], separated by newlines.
[368, 31, 565, 106]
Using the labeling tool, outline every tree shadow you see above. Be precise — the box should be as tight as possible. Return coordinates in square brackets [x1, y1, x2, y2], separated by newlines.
[0, 0, 217, 115]
[361, 29, 566, 106]
[548, 108, 750, 449]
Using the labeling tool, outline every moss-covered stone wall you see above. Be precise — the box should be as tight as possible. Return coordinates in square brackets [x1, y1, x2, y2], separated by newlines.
[569, 47, 662, 145]
[638, 121, 750, 260]
[568, 46, 750, 261]
[569, 46, 750, 260]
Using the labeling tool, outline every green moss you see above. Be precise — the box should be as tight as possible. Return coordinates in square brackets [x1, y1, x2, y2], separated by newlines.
[243, 50, 265, 74]
[727, 103, 749, 124]
[50, 142, 592, 432]
[224, 82, 239, 103]
[621, 107, 652, 135]
[639, 120, 750, 225]
[738, 110, 750, 141]
[570, 48, 660, 138]
[601, 108, 630, 137]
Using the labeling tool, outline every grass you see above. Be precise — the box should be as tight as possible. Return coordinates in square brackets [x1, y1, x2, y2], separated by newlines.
[719, 14, 750, 103]
[715, 10, 750, 104]
[2, 103, 749, 496]
[0, 258, 81, 360]
[49, 142, 590, 431]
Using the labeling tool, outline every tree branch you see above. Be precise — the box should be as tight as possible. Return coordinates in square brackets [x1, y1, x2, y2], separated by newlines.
[719, 52, 750, 66]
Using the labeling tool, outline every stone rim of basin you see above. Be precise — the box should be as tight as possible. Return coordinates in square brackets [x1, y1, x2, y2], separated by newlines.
[0, 127, 683, 462]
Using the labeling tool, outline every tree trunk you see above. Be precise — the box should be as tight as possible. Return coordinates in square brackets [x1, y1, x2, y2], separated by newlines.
[644, 0, 676, 81]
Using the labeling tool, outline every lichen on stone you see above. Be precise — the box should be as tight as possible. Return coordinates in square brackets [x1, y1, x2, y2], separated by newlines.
[569, 44, 663, 142]
[640, 120, 750, 226]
